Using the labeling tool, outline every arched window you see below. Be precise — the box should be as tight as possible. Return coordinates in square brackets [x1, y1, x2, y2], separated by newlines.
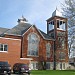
[46, 43, 51, 57]
[28, 33, 39, 56]
[58, 37, 65, 49]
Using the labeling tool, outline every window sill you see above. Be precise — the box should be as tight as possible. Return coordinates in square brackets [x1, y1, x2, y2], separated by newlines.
[27, 55, 39, 57]
[59, 59, 65, 60]
[46, 57, 50, 58]
[20, 58, 33, 60]
[0, 51, 8, 53]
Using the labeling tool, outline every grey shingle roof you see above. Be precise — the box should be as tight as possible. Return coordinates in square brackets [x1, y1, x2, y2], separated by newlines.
[1, 22, 54, 40]
[5, 23, 32, 35]
[39, 29, 54, 40]
[0, 27, 10, 36]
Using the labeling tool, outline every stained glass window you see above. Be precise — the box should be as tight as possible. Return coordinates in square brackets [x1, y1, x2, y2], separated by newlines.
[46, 43, 51, 57]
[58, 37, 65, 49]
[28, 33, 39, 56]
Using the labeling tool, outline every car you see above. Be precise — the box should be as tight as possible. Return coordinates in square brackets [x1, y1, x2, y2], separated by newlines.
[13, 63, 30, 75]
[0, 61, 11, 75]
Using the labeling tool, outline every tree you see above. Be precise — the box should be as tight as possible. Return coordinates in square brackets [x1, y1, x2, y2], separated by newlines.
[62, 0, 75, 57]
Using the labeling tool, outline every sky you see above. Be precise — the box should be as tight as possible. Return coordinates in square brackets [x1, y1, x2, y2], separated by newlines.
[0, 0, 64, 33]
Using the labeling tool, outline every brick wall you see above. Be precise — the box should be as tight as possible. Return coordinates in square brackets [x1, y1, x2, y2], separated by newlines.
[0, 26, 54, 68]
[21, 26, 54, 62]
[0, 37, 29, 68]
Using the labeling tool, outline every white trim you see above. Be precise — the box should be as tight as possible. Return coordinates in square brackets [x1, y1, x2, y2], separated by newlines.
[20, 58, 33, 60]
[22, 25, 32, 36]
[27, 55, 39, 57]
[56, 19, 66, 22]
[22, 25, 54, 40]
[0, 51, 8, 53]
[0, 37, 21, 41]
[34, 25, 45, 38]
[27, 32, 40, 41]
[57, 28, 66, 31]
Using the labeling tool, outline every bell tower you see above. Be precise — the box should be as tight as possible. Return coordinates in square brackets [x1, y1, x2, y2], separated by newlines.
[46, 8, 69, 70]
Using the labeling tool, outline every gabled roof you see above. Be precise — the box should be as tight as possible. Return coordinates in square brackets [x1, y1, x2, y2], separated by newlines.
[5, 23, 32, 36]
[2, 16, 54, 40]
[4, 23, 54, 40]
[39, 29, 53, 40]
[33, 25, 54, 40]
[0, 27, 10, 36]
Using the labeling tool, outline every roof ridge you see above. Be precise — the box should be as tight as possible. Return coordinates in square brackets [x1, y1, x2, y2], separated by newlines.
[5, 23, 32, 36]
[33, 26, 54, 40]
[0, 27, 10, 30]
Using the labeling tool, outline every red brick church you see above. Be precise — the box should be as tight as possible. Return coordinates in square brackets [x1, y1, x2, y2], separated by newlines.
[0, 9, 69, 70]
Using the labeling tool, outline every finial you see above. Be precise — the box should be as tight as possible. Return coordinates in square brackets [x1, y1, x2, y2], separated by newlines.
[52, 7, 62, 17]
[17, 15, 28, 23]
[56, 6, 58, 11]
[56, 6, 57, 10]
[22, 15, 24, 19]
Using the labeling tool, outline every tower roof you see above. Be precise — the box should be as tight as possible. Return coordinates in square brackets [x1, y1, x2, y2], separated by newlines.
[52, 8, 62, 17]
[17, 15, 28, 23]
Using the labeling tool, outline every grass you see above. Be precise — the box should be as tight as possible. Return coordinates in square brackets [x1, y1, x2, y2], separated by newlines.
[31, 70, 75, 75]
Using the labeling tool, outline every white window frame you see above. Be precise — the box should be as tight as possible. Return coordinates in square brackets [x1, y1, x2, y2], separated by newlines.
[0, 43, 8, 52]
[31, 61, 38, 70]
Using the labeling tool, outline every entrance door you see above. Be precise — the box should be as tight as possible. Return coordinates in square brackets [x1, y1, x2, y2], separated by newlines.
[60, 63, 62, 70]
[46, 62, 50, 70]
[31, 62, 38, 70]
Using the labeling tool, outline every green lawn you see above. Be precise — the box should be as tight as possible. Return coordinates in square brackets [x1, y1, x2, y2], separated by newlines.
[31, 70, 75, 75]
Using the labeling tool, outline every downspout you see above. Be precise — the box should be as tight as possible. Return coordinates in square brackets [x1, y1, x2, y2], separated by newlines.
[53, 40, 56, 70]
